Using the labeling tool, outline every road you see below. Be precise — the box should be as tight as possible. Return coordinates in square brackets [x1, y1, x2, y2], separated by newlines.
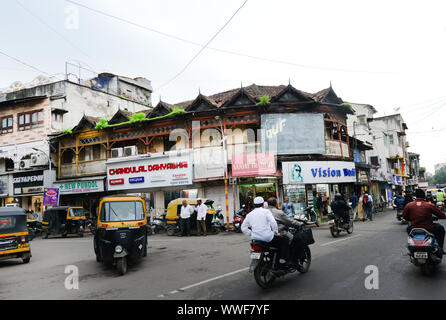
[1, 208, 446, 300]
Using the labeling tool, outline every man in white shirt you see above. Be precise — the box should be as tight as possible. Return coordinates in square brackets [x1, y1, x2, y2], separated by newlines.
[196, 198, 207, 236]
[180, 200, 194, 236]
[241, 196, 290, 267]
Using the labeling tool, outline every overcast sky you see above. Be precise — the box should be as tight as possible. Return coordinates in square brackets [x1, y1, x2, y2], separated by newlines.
[1, 0, 445, 173]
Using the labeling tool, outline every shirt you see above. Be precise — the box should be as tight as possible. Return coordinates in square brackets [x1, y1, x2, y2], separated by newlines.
[349, 195, 358, 208]
[180, 205, 194, 219]
[281, 202, 295, 217]
[241, 207, 278, 243]
[436, 192, 445, 202]
[196, 203, 207, 220]
[402, 198, 446, 230]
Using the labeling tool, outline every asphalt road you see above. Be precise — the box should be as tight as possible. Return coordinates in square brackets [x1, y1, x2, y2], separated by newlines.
[1, 208, 446, 300]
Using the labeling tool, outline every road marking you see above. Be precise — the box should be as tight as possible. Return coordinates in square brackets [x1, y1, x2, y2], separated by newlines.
[158, 267, 249, 298]
[320, 234, 362, 247]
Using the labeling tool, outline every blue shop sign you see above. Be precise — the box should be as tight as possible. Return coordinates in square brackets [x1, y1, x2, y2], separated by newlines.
[129, 177, 145, 184]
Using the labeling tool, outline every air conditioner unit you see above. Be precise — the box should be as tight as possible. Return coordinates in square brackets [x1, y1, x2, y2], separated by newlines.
[110, 148, 123, 158]
[123, 146, 138, 157]
[30, 153, 48, 167]
[19, 159, 32, 170]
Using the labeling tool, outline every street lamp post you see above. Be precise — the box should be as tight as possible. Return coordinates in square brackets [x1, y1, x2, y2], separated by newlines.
[215, 116, 230, 230]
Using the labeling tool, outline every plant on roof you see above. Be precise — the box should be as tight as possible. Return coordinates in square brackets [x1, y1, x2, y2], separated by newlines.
[95, 118, 110, 130]
[256, 95, 270, 106]
[63, 127, 73, 135]
[129, 113, 147, 123]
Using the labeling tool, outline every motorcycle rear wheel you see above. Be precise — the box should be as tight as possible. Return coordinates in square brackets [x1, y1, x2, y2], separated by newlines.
[254, 258, 276, 289]
[330, 226, 340, 238]
[297, 246, 311, 273]
[346, 221, 354, 234]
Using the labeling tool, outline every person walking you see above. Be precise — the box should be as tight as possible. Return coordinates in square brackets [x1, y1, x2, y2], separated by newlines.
[179, 200, 194, 237]
[363, 193, 373, 221]
[316, 193, 324, 216]
[196, 198, 207, 236]
[349, 192, 359, 221]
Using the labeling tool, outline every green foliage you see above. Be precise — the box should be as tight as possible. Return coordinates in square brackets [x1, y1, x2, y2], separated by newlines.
[95, 118, 110, 130]
[63, 127, 73, 135]
[129, 113, 147, 123]
[433, 166, 446, 185]
[256, 95, 271, 106]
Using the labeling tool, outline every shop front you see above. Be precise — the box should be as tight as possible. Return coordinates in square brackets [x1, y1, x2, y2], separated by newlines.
[12, 170, 45, 216]
[106, 150, 194, 216]
[231, 152, 278, 214]
[53, 177, 106, 217]
[282, 161, 356, 216]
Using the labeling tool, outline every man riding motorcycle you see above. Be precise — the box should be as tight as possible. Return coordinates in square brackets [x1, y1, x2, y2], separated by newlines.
[330, 193, 351, 228]
[394, 192, 405, 219]
[403, 189, 446, 253]
[267, 197, 304, 265]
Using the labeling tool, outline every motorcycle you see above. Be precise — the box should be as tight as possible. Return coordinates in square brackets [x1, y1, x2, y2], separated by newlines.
[248, 219, 313, 289]
[211, 207, 226, 232]
[407, 216, 443, 275]
[328, 210, 353, 237]
[149, 213, 168, 234]
[233, 205, 246, 233]
[437, 201, 444, 212]
[295, 206, 319, 227]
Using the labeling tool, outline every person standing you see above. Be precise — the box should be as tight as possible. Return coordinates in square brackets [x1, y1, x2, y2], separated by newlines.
[363, 193, 373, 221]
[281, 196, 295, 218]
[349, 192, 359, 221]
[196, 198, 207, 236]
[180, 200, 194, 237]
[316, 193, 324, 216]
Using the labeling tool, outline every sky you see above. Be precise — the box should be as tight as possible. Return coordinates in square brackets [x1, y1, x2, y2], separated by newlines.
[1, 0, 446, 173]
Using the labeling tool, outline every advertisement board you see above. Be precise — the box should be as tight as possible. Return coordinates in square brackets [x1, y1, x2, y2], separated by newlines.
[232, 152, 276, 177]
[283, 161, 356, 184]
[53, 179, 105, 195]
[13, 170, 44, 195]
[43, 188, 59, 206]
[107, 151, 193, 191]
[261, 113, 325, 155]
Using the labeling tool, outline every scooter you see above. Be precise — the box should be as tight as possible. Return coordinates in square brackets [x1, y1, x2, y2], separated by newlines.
[407, 217, 443, 275]
[233, 205, 246, 232]
[295, 206, 319, 227]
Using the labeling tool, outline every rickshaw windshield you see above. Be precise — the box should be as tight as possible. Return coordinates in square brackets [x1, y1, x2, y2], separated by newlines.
[0, 215, 27, 233]
[100, 201, 144, 222]
[69, 208, 85, 217]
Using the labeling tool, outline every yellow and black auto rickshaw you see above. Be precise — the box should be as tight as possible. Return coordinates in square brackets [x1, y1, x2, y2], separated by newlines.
[0, 207, 31, 264]
[41, 206, 87, 239]
[94, 195, 148, 275]
[165, 198, 224, 236]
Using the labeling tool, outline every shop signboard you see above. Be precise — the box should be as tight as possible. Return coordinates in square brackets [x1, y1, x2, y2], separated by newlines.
[106, 151, 193, 191]
[53, 179, 105, 195]
[13, 170, 44, 195]
[231, 152, 276, 177]
[43, 188, 59, 206]
[261, 113, 325, 155]
[393, 175, 402, 185]
[283, 161, 356, 184]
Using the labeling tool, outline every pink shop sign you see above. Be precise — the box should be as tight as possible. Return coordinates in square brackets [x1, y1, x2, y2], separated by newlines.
[231, 153, 276, 177]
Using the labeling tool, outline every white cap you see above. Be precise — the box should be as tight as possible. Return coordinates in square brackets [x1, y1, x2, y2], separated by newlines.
[254, 196, 264, 204]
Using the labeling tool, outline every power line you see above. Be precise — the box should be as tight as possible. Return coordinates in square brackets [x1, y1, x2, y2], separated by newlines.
[156, 0, 249, 90]
[65, 0, 393, 75]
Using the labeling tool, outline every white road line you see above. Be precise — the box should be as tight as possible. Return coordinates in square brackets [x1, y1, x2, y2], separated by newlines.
[159, 267, 249, 297]
[320, 234, 362, 247]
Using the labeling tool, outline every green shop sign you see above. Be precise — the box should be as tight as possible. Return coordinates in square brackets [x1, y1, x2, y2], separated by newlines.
[55, 179, 104, 195]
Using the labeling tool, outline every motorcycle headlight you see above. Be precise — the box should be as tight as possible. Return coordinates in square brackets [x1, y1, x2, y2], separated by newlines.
[115, 245, 123, 253]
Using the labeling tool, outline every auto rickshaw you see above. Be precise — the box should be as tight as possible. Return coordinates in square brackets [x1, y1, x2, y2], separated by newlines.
[94, 195, 148, 275]
[0, 207, 31, 264]
[41, 206, 87, 239]
[165, 198, 224, 236]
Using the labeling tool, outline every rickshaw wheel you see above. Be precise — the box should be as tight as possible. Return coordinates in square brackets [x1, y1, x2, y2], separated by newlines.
[62, 233, 68, 238]
[22, 253, 31, 264]
[22, 257, 30, 264]
[41, 231, 48, 239]
[78, 231, 84, 238]
[116, 257, 127, 275]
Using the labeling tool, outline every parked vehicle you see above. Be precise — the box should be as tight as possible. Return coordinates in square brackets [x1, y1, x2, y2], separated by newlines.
[248, 218, 314, 289]
[407, 224, 443, 275]
[149, 213, 168, 234]
[233, 205, 246, 233]
[41, 206, 87, 239]
[165, 198, 221, 236]
[328, 210, 353, 237]
[295, 206, 319, 227]
[94, 195, 148, 275]
[25, 210, 41, 241]
[0, 207, 31, 264]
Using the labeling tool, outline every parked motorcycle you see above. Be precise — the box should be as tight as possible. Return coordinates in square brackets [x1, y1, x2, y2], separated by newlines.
[328, 211, 353, 237]
[407, 218, 443, 275]
[27, 220, 41, 241]
[295, 206, 319, 227]
[248, 219, 314, 289]
[149, 214, 168, 234]
[233, 205, 246, 233]
[211, 207, 226, 232]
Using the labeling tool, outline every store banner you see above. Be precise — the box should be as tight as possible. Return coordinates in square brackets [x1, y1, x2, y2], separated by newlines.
[13, 170, 44, 195]
[283, 161, 356, 184]
[43, 188, 59, 206]
[53, 179, 105, 195]
[106, 151, 193, 191]
[232, 152, 276, 177]
[261, 113, 325, 155]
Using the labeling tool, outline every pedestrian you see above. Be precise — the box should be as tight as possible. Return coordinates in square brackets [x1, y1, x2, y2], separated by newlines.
[179, 200, 194, 237]
[322, 192, 328, 215]
[404, 192, 413, 209]
[281, 196, 295, 218]
[349, 192, 359, 221]
[363, 193, 373, 221]
[196, 198, 207, 236]
[316, 193, 324, 216]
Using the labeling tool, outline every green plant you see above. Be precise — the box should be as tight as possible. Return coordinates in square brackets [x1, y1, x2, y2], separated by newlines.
[256, 95, 270, 106]
[95, 118, 110, 130]
[63, 127, 73, 135]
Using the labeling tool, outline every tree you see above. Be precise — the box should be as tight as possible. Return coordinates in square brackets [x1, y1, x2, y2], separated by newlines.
[434, 166, 446, 185]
